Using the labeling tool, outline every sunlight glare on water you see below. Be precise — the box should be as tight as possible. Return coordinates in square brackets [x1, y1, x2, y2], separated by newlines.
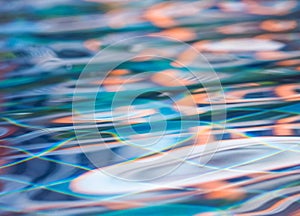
[0, 0, 300, 215]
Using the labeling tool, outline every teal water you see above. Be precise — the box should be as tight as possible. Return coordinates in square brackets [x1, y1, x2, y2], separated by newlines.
[0, 0, 300, 215]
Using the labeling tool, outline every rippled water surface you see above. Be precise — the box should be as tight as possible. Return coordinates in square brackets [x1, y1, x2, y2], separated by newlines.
[0, 0, 300, 215]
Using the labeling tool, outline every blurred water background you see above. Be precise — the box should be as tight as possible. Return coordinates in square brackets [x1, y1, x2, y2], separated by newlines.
[0, 0, 300, 215]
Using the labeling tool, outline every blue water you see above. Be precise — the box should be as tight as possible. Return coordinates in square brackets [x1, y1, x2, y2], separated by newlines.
[0, 0, 300, 215]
